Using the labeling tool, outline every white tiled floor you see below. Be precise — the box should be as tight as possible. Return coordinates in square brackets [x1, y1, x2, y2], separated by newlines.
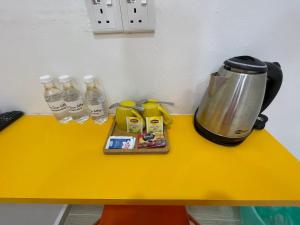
[62, 205, 241, 225]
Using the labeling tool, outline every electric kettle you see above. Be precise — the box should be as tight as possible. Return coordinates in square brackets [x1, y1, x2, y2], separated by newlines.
[194, 56, 283, 145]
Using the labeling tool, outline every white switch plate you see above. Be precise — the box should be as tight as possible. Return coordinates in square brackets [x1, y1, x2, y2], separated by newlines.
[120, 0, 155, 33]
[85, 0, 123, 33]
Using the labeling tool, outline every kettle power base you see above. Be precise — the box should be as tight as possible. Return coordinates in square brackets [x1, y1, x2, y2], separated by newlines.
[103, 120, 169, 155]
[193, 113, 245, 146]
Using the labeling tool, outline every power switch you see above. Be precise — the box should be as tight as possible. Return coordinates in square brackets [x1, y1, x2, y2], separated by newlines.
[106, 0, 112, 6]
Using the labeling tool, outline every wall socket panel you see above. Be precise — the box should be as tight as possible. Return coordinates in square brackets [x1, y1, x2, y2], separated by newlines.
[85, 0, 155, 33]
[120, 0, 155, 33]
[85, 0, 123, 33]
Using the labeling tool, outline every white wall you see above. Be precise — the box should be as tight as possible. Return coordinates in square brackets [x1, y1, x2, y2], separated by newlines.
[0, 0, 300, 224]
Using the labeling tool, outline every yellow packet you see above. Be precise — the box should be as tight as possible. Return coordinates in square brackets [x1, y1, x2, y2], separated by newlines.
[126, 117, 143, 133]
[146, 116, 164, 133]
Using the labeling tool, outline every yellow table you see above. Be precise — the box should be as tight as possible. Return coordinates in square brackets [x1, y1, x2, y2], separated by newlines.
[0, 115, 299, 205]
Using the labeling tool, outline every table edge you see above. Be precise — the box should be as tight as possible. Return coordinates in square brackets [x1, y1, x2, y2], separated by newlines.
[1, 198, 300, 206]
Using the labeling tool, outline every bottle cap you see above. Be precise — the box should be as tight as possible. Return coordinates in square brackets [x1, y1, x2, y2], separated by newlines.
[40, 75, 54, 84]
[83, 74, 95, 84]
[59, 75, 71, 83]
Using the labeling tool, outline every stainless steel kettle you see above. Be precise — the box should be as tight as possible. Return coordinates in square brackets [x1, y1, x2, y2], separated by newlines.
[194, 56, 283, 145]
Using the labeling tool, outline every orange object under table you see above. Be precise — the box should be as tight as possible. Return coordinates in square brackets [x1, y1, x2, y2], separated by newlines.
[94, 205, 200, 225]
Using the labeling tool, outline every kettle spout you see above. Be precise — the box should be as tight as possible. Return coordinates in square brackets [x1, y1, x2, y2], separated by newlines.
[207, 72, 227, 96]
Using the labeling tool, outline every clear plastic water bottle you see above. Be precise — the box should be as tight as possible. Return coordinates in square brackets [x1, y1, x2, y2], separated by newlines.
[83, 75, 108, 124]
[40, 75, 72, 123]
[58, 75, 89, 124]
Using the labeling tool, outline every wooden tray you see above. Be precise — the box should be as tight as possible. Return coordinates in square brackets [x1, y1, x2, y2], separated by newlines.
[103, 121, 169, 155]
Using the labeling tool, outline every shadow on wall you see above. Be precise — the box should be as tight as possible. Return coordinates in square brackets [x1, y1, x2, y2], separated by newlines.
[192, 77, 210, 113]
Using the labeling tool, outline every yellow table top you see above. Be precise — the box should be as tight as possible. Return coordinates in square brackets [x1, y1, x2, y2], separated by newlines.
[0, 115, 300, 205]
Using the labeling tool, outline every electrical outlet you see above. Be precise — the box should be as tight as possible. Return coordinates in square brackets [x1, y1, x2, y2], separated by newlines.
[120, 0, 155, 33]
[85, 0, 123, 33]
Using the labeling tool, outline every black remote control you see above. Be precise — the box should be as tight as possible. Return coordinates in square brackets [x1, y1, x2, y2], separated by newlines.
[0, 111, 24, 131]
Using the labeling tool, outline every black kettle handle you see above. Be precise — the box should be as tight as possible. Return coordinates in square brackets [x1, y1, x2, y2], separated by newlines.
[260, 62, 283, 112]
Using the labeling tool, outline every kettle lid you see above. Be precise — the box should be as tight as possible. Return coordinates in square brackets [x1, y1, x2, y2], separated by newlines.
[224, 56, 267, 73]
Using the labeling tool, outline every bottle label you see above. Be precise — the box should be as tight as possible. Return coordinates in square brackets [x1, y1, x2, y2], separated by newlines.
[88, 104, 104, 117]
[66, 99, 84, 113]
[48, 100, 67, 113]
